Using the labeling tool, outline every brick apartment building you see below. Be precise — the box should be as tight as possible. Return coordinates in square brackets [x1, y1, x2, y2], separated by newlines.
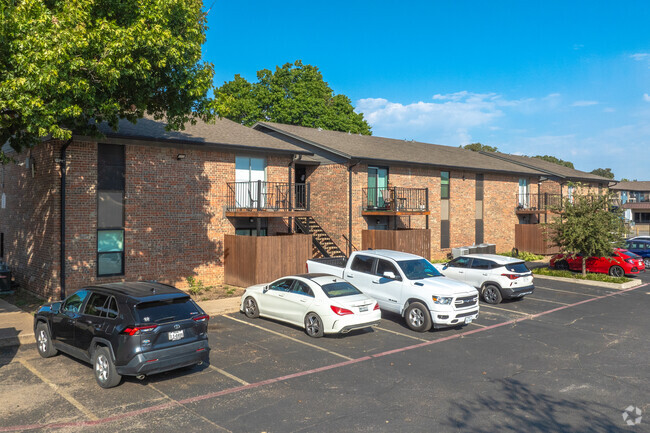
[0, 116, 312, 299]
[252, 122, 564, 260]
[610, 181, 650, 236]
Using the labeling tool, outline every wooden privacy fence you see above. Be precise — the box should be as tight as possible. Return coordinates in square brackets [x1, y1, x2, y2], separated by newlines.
[362, 229, 431, 260]
[515, 224, 559, 255]
[224, 234, 312, 287]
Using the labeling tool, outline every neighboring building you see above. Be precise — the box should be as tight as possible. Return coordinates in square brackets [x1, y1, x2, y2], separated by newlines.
[479, 152, 612, 224]
[253, 122, 548, 260]
[0, 116, 312, 299]
[610, 181, 650, 235]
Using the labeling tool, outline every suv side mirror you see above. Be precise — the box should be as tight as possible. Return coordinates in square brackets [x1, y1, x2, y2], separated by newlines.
[383, 271, 396, 280]
[442, 264, 449, 270]
[51, 302, 61, 313]
[263, 285, 270, 294]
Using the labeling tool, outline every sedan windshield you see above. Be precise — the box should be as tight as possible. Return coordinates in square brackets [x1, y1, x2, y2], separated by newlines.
[397, 259, 442, 280]
[321, 282, 362, 298]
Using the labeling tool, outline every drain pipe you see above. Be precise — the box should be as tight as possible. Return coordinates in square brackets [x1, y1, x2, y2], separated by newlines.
[348, 160, 360, 257]
[59, 139, 72, 300]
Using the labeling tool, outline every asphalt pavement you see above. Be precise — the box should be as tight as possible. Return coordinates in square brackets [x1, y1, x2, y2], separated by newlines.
[1, 273, 648, 432]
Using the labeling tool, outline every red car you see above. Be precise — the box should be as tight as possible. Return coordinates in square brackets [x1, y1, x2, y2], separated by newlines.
[550, 248, 646, 277]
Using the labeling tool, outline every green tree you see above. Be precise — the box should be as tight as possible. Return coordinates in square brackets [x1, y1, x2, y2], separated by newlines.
[215, 60, 371, 134]
[462, 142, 498, 152]
[1, 0, 214, 162]
[533, 155, 575, 169]
[546, 187, 625, 276]
[590, 168, 615, 179]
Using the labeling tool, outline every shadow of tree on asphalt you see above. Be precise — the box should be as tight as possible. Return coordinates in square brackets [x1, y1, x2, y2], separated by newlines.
[444, 378, 628, 432]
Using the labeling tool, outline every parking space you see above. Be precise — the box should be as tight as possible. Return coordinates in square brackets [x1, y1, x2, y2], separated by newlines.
[1, 276, 648, 432]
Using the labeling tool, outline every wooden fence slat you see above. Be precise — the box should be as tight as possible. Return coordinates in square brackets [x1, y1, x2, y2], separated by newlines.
[514, 224, 559, 255]
[362, 229, 431, 260]
[224, 234, 312, 287]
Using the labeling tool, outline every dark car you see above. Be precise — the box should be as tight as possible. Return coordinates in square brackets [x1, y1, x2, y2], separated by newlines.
[34, 282, 210, 388]
[624, 239, 650, 268]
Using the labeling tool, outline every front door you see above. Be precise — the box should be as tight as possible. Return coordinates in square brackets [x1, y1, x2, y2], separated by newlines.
[260, 278, 294, 320]
[368, 166, 388, 208]
[372, 259, 404, 313]
[235, 157, 266, 208]
[518, 179, 529, 208]
[51, 290, 89, 346]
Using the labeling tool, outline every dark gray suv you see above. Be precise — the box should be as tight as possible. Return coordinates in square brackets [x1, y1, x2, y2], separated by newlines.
[34, 282, 210, 388]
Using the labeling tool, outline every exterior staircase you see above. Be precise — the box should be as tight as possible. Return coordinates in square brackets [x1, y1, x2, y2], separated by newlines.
[295, 216, 346, 258]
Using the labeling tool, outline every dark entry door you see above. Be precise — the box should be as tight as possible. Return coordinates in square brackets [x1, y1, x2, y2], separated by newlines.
[295, 164, 307, 209]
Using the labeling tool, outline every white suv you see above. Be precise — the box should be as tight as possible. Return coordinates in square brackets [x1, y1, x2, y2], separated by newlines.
[434, 254, 534, 304]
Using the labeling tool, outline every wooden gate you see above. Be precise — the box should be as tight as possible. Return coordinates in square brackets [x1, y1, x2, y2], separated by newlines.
[224, 234, 312, 287]
[515, 224, 559, 255]
[362, 229, 431, 260]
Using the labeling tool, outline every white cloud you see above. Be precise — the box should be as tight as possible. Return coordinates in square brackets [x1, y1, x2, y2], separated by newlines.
[603, 107, 615, 113]
[630, 53, 649, 61]
[571, 100, 598, 107]
[644, 93, 650, 102]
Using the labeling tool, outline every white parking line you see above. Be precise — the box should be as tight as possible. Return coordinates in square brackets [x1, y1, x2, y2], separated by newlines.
[18, 359, 98, 421]
[525, 297, 571, 306]
[535, 286, 600, 298]
[224, 315, 352, 360]
[374, 326, 428, 342]
[208, 365, 249, 386]
[480, 304, 531, 316]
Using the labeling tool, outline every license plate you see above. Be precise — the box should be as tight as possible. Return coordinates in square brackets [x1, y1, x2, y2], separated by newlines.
[168, 330, 184, 341]
[464, 317, 473, 324]
[359, 306, 368, 312]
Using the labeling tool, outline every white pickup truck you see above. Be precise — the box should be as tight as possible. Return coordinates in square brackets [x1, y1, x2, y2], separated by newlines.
[307, 250, 479, 332]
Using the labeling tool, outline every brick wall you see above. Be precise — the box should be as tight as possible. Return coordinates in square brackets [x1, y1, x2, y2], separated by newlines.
[307, 163, 350, 253]
[0, 142, 62, 299]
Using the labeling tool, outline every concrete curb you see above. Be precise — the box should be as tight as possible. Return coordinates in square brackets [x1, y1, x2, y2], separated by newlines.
[533, 274, 644, 290]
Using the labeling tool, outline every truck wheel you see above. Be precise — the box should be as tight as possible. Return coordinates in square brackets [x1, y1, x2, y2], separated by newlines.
[482, 284, 503, 304]
[36, 322, 58, 358]
[304, 312, 324, 338]
[93, 346, 122, 389]
[243, 297, 260, 318]
[404, 302, 432, 332]
[608, 265, 624, 278]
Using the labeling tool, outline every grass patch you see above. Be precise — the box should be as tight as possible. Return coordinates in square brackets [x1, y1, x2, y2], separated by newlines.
[0, 289, 45, 315]
[533, 267, 631, 283]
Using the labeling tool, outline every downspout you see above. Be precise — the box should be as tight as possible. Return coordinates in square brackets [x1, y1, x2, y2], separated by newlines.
[348, 160, 360, 257]
[59, 139, 72, 300]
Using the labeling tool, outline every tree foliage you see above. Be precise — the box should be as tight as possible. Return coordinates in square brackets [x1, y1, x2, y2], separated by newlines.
[533, 155, 575, 169]
[545, 186, 625, 276]
[590, 167, 615, 179]
[0, 0, 214, 161]
[214, 60, 372, 134]
[462, 142, 498, 152]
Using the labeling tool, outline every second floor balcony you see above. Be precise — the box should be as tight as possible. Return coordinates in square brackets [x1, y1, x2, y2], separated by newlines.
[362, 187, 429, 215]
[516, 193, 562, 213]
[226, 181, 311, 217]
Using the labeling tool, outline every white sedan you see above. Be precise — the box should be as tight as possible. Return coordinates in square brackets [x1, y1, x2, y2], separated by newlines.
[240, 274, 381, 337]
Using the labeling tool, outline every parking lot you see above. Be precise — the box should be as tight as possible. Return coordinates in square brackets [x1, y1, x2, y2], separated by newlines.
[1, 273, 649, 432]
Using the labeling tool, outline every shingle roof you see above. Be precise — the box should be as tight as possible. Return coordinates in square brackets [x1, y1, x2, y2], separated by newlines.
[255, 122, 546, 176]
[480, 152, 612, 183]
[610, 181, 650, 191]
[622, 202, 650, 209]
[92, 115, 311, 155]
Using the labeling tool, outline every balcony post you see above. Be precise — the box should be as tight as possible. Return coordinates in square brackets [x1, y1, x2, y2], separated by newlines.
[257, 179, 262, 211]
[307, 183, 311, 211]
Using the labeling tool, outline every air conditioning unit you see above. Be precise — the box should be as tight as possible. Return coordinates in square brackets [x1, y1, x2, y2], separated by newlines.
[451, 247, 469, 258]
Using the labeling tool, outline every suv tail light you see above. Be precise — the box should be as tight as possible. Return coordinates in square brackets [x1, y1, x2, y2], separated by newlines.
[501, 274, 521, 280]
[373, 303, 380, 311]
[330, 305, 354, 316]
[122, 324, 158, 336]
[192, 314, 210, 322]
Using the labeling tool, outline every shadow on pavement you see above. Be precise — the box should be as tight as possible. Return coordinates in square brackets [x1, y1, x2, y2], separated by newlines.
[445, 378, 625, 432]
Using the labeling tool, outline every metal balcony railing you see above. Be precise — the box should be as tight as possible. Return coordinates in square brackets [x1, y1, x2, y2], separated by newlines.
[515, 193, 562, 211]
[362, 187, 429, 212]
[227, 181, 310, 211]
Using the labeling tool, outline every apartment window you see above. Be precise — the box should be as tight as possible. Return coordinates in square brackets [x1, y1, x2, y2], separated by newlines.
[475, 174, 484, 201]
[441, 171, 450, 199]
[97, 144, 125, 276]
[0, 232, 3, 258]
[441, 220, 450, 249]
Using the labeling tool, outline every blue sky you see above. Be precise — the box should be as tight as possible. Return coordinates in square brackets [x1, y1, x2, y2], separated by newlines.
[202, 1, 650, 180]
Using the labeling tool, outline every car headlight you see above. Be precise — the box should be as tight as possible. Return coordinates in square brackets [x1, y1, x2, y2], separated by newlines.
[432, 296, 452, 305]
